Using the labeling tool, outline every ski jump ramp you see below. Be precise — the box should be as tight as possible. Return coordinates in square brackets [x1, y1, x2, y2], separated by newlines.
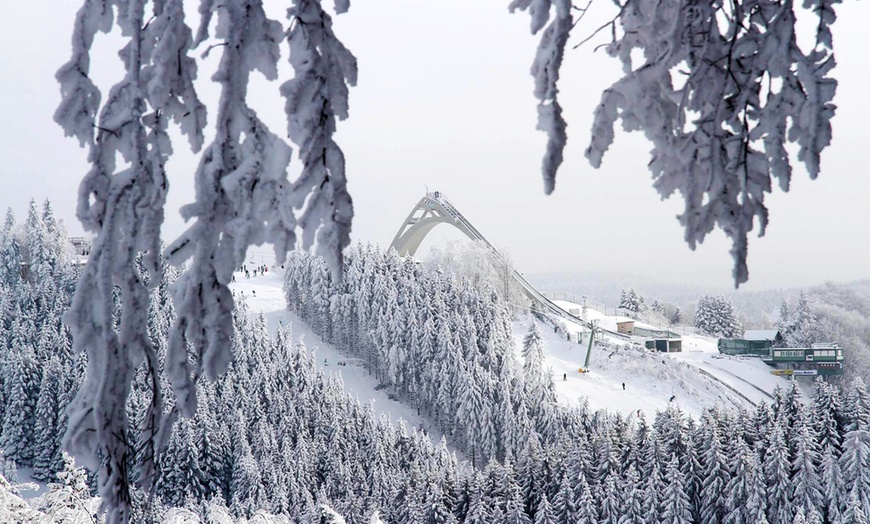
[390, 191, 629, 341]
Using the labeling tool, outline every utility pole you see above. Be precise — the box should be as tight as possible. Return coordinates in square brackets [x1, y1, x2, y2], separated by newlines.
[583, 319, 599, 371]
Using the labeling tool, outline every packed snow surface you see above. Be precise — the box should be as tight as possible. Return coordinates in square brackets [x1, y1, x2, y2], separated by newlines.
[229, 269, 443, 442]
[234, 270, 803, 422]
[523, 300, 807, 417]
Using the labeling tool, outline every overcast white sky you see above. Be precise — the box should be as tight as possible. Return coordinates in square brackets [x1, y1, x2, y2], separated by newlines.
[1, 0, 868, 291]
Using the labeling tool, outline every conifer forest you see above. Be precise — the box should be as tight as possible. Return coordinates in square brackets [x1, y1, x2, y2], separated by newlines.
[2, 210, 870, 523]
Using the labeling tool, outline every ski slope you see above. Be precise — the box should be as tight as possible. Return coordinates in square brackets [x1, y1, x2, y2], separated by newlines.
[229, 270, 446, 445]
[234, 268, 803, 425]
[521, 300, 807, 417]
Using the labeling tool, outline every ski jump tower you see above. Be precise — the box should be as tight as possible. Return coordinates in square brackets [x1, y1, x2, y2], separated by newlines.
[390, 191, 493, 258]
[389, 191, 628, 341]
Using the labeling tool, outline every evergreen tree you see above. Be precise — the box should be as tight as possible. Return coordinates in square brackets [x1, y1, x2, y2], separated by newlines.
[784, 291, 821, 348]
[641, 459, 663, 524]
[552, 471, 576, 523]
[746, 451, 769, 524]
[764, 423, 794, 524]
[840, 429, 870, 519]
[791, 418, 823, 517]
[778, 301, 793, 346]
[813, 378, 843, 452]
[533, 492, 556, 524]
[699, 416, 730, 524]
[844, 378, 870, 433]
[843, 487, 870, 524]
[619, 289, 645, 316]
[0, 208, 20, 288]
[694, 295, 741, 337]
[575, 474, 599, 524]
[521, 322, 545, 381]
[464, 475, 491, 524]
[822, 445, 846, 524]
[661, 455, 692, 524]
[618, 465, 643, 524]
[0, 352, 40, 466]
[31, 359, 63, 482]
[22, 199, 47, 282]
[598, 474, 621, 524]
[723, 439, 753, 524]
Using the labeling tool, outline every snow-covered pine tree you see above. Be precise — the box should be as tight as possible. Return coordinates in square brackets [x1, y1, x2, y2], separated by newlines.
[694, 295, 741, 338]
[0, 350, 40, 466]
[698, 414, 731, 524]
[778, 301, 793, 346]
[765, 422, 795, 524]
[813, 378, 844, 452]
[552, 470, 577, 523]
[723, 437, 753, 524]
[463, 474, 491, 524]
[669, 308, 682, 327]
[522, 322, 545, 378]
[618, 288, 646, 317]
[575, 474, 599, 524]
[844, 377, 870, 433]
[0, 209, 20, 289]
[661, 454, 692, 524]
[792, 508, 807, 524]
[533, 492, 556, 524]
[22, 199, 48, 283]
[822, 445, 846, 523]
[598, 474, 621, 524]
[843, 487, 870, 524]
[791, 418, 824, 518]
[641, 458, 663, 524]
[40, 200, 70, 280]
[784, 292, 822, 348]
[31, 358, 64, 482]
[745, 451, 769, 524]
[840, 429, 870, 519]
[617, 465, 643, 524]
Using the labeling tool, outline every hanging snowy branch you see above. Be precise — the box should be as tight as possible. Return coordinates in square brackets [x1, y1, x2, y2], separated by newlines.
[55, 0, 205, 521]
[514, 0, 841, 286]
[162, 0, 292, 441]
[282, 0, 358, 278]
[509, 0, 573, 195]
[58, 1, 356, 517]
[162, 0, 356, 473]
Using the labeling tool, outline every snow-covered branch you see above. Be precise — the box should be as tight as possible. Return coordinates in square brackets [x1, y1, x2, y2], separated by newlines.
[514, 0, 841, 286]
[510, 0, 573, 194]
[282, 0, 358, 278]
[56, 0, 206, 521]
[162, 0, 292, 447]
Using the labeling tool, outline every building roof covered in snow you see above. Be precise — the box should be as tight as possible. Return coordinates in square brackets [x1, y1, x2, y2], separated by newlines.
[743, 329, 780, 341]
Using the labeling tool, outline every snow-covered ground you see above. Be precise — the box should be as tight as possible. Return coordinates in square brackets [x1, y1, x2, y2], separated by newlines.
[229, 270, 446, 445]
[233, 269, 804, 424]
[524, 300, 807, 417]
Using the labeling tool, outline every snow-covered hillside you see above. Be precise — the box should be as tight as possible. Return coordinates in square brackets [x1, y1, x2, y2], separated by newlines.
[517, 300, 808, 417]
[235, 268, 803, 422]
[229, 270, 445, 443]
